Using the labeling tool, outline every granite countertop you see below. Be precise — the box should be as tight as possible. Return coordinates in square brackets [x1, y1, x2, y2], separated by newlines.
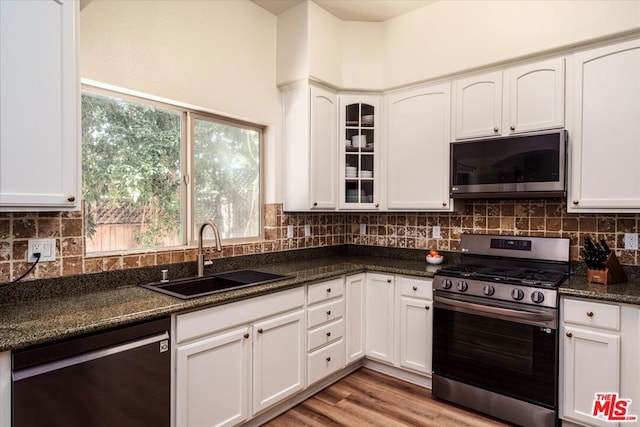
[1, 247, 639, 352]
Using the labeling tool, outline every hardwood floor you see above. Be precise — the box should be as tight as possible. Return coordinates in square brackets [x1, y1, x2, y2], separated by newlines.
[264, 368, 513, 427]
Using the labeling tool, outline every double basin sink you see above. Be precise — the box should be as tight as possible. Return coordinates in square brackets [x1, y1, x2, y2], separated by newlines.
[140, 269, 291, 299]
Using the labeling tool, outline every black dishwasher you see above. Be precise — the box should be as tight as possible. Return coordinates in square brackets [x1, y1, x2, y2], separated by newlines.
[12, 317, 171, 427]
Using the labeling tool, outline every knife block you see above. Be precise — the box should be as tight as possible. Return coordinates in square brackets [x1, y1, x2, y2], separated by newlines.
[587, 252, 627, 285]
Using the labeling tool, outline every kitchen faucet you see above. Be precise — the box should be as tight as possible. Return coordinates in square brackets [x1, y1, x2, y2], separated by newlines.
[197, 221, 222, 277]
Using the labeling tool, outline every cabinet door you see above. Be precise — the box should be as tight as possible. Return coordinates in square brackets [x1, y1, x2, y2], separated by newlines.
[365, 273, 395, 364]
[339, 96, 380, 209]
[0, 0, 80, 210]
[386, 83, 451, 210]
[253, 309, 305, 414]
[504, 57, 565, 134]
[452, 71, 502, 140]
[568, 39, 640, 212]
[398, 296, 432, 374]
[310, 85, 337, 209]
[176, 327, 251, 427]
[563, 326, 620, 427]
[345, 274, 366, 364]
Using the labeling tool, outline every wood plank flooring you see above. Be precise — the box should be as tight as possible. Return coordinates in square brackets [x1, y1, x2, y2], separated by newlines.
[264, 368, 513, 427]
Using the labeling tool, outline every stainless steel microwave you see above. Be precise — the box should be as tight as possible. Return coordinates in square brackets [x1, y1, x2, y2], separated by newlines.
[450, 130, 567, 199]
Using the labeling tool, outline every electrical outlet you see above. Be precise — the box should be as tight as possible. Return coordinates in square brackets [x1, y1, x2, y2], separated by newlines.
[28, 239, 56, 262]
[360, 224, 366, 235]
[287, 225, 294, 239]
[625, 233, 638, 250]
[432, 226, 441, 239]
[304, 224, 311, 237]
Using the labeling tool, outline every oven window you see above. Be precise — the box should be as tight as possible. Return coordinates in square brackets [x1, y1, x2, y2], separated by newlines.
[433, 306, 557, 408]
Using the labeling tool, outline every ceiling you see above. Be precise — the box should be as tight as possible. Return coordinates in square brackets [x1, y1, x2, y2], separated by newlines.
[251, 0, 435, 22]
[79, 0, 435, 22]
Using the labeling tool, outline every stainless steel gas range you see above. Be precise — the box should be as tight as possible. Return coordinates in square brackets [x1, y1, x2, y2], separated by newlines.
[432, 234, 570, 427]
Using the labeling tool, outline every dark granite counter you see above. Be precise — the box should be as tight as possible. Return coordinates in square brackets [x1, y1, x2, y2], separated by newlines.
[1, 245, 638, 352]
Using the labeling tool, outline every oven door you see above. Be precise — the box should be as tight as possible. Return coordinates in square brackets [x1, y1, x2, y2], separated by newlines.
[433, 292, 558, 409]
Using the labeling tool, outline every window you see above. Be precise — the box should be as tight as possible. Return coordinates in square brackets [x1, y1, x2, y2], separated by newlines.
[193, 115, 261, 241]
[81, 86, 263, 254]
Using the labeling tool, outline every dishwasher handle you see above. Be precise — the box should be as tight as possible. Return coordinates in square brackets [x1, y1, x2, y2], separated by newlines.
[13, 331, 169, 381]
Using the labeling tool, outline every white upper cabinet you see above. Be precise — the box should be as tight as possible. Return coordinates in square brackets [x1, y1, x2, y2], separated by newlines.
[385, 82, 452, 210]
[0, 0, 80, 211]
[567, 38, 640, 212]
[452, 58, 565, 140]
[504, 58, 565, 134]
[282, 82, 337, 211]
[452, 70, 503, 140]
[339, 95, 381, 210]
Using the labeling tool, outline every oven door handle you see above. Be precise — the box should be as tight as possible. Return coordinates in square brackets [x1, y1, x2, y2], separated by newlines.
[434, 295, 556, 324]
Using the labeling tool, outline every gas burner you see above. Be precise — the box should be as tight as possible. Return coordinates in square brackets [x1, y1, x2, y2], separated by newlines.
[434, 234, 570, 309]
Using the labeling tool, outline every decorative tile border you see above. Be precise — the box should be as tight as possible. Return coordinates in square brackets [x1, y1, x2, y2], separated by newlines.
[0, 200, 638, 283]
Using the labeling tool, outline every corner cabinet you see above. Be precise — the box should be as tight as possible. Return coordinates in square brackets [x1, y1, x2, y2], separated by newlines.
[282, 82, 338, 211]
[339, 95, 381, 210]
[385, 82, 452, 210]
[0, 0, 80, 211]
[567, 38, 640, 212]
[452, 57, 564, 140]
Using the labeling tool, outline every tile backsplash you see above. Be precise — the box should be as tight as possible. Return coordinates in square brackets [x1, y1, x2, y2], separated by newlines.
[1, 199, 638, 282]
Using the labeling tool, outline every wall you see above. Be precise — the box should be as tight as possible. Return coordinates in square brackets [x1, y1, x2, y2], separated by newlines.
[80, 0, 282, 203]
[353, 0, 640, 89]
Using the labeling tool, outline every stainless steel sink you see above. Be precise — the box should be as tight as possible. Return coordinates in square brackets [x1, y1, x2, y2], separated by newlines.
[140, 269, 291, 299]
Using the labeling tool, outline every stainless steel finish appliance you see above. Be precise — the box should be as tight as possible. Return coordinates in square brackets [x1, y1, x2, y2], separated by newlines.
[450, 130, 567, 199]
[432, 234, 570, 427]
[12, 317, 171, 427]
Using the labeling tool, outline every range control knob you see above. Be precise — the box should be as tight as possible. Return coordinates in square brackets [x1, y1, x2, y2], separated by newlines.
[442, 279, 453, 289]
[457, 281, 468, 292]
[483, 284, 495, 296]
[511, 288, 524, 300]
[531, 291, 545, 304]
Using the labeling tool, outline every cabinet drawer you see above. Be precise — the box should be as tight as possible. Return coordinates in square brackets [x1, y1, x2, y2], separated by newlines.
[308, 319, 344, 351]
[307, 339, 345, 385]
[307, 299, 344, 329]
[563, 298, 620, 331]
[308, 278, 344, 305]
[398, 276, 432, 299]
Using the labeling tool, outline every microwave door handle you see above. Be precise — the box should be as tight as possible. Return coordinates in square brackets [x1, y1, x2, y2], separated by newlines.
[434, 295, 556, 324]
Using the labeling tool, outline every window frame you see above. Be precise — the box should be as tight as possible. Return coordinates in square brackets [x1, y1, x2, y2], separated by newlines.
[81, 80, 265, 254]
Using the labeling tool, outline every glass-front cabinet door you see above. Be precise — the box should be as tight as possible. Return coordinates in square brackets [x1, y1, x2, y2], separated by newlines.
[339, 96, 380, 209]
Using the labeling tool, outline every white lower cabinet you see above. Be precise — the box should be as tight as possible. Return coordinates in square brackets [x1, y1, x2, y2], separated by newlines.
[364, 273, 433, 376]
[365, 273, 396, 364]
[306, 278, 346, 386]
[176, 327, 251, 427]
[561, 297, 640, 427]
[345, 274, 366, 364]
[253, 309, 305, 413]
[175, 287, 305, 427]
[396, 276, 433, 375]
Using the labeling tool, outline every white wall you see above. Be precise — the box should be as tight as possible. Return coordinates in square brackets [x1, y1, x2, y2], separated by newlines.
[276, 1, 310, 86]
[80, 0, 281, 202]
[381, 0, 640, 88]
[341, 22, 384, 90]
